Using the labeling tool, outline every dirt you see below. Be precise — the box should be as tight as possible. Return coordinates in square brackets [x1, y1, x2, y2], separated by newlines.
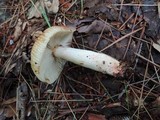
[0, 0, 160, 120]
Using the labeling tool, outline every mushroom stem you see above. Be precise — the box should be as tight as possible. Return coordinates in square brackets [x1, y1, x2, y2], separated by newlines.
[53, 46, 122, 76]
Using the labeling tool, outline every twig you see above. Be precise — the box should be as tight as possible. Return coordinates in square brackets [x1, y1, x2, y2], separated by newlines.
[134, 52, 160, 68]
[100, 27, 143, 52]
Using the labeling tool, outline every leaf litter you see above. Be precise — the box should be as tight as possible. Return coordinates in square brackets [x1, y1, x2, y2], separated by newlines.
[0, 0, 160, 120]
[28, 0, 59, 19]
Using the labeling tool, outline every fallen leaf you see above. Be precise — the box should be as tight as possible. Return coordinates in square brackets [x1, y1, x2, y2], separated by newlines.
[28, 0, 59, 19]
[2, 97, 16, 105]
[28, 1, 43, 19]
[44, 0, 59, 14]
[88, 113, 106, 120]
[77, 20, 110, 34]
[0, 103, 16, 118]
[22, 21, 29, 31]
[13, 20, 28, 41]
[31, 31, 43, 40]
[17, 82, 29, 119]
[59, 0, 71, 9]
[151, 96, 160, 107]
[87, 4, 118, 21]
[84, 0, 100, 8]
[158, 2, 160, 18]
[153, 40, 160, 53]
[13, 19, 22, 41]
[4, 63, 17, 75]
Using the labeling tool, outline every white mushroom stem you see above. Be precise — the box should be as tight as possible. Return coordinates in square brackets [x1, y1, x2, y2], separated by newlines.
[53, 46, 122, 76]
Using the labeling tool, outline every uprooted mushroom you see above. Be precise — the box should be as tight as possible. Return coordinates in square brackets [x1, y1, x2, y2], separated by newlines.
[31, 26, 125, 84]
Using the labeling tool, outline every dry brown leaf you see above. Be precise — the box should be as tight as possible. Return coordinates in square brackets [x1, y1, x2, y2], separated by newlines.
[28, 1, 43, 19]
[13, 20, 29, 41]
[17, 82, 29, 120]
[153, 40, 160, 53]
[59, 0, 71, 9]
[4, 63, 17, 74]
[31, 31, 43, 40]
[28, 0, 59, 19]
[0, 103, 16, 118]
[22, 21, 29, 31]
[13, 19, 22, 41]
[156, 96, 160, 105]
[158, 2, 160, 18]
[88, 113, 106, 120]
[77, 20, 110, 34]
[84, 0, 100, 8]
[152, 96, 160, 107]
[2, 97, 16, 105]
[4, 105, 16, 118]
[44, 0, 59, 14]
[106, 102, 121, 108]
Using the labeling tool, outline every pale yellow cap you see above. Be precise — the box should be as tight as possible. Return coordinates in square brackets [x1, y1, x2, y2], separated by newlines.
[31, 26, 74, 84]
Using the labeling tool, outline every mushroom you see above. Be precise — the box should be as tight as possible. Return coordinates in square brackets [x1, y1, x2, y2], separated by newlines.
[31, 26, 125, 84]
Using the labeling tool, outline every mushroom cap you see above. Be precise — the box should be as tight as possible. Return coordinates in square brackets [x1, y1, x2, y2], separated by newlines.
[31, 26, 74, 84]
